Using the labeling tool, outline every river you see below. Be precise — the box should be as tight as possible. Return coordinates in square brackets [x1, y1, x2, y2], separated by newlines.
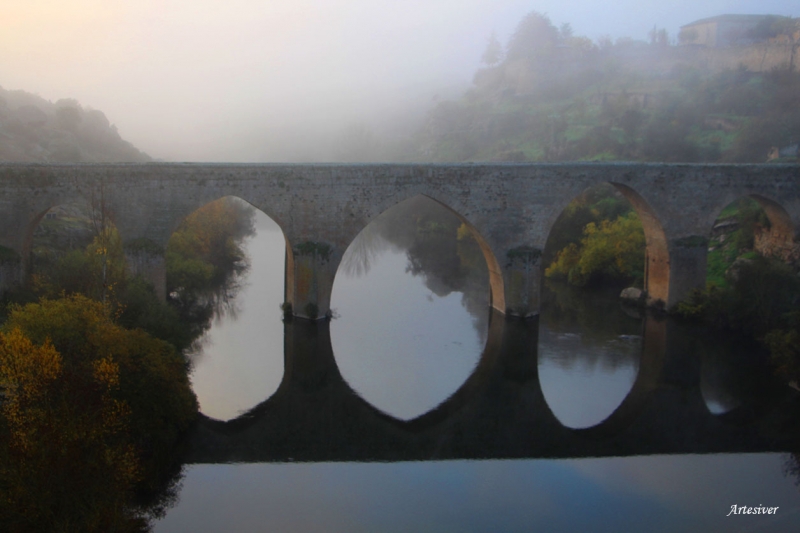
[156, 198, 800, 532]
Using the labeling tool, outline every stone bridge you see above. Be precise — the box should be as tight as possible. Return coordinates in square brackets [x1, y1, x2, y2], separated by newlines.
[0, 162, 798, 318]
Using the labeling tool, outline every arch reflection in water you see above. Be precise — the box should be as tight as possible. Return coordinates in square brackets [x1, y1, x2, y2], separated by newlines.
[182, 199, 286, 421]
[701, 346, 743, 415]
[538, 284, 642, 429]
[700, 334, 770, 416]
[331, 195, 490, 420]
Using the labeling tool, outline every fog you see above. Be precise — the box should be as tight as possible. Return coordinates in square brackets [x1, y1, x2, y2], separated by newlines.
[2, 0, 798, 162]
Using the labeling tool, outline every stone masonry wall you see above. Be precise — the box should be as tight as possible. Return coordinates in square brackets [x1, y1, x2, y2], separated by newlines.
[1, 163, 798, 317]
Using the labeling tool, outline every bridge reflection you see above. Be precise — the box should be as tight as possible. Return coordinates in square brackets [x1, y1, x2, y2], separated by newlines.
[185, 311, 800, 464]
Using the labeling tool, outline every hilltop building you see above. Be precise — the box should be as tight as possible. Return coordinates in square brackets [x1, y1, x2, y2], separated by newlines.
[680, 14, 779, 47]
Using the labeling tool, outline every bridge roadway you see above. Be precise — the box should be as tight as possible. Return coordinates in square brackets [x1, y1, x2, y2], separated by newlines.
[184, 312, 800, 464]
[0, 162, 798, 318]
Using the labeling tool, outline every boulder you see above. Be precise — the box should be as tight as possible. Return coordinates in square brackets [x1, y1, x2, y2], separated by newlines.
[726, 257, 754, 283]
[620, 287, 643, 303]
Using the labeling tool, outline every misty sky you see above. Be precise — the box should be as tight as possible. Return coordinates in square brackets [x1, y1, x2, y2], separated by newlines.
[2, 0, 798, 161]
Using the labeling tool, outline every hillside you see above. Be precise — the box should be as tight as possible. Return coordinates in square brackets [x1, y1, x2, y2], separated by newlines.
[413, 12, 800, 164]
[0, 87, 150, 163]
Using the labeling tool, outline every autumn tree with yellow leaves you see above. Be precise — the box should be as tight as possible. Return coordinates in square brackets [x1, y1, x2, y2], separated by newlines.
[545, 211, 646, 287]
[0, 295, 197, 532]
[166, 197, 255, 293]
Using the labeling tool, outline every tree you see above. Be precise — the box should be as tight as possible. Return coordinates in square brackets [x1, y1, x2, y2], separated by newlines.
[748, 16, 798, 40]
[481, 31, 503, 67]
[766, 312, 800, 383]
[648, 26, 669, 47]
[679, 27, 699, 45]
[55, 105, 82, 131]
[505, 11, 559, 61]
[546, 212, 645, 286]
[1, 295, 198, 531]
[166, 196, 255, 294]
[0, 325, 141, 532]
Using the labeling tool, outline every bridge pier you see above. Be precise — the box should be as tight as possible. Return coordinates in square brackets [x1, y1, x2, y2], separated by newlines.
[502, 246, 543, 318]
[0, 247, 23, 296]
[282, 315, 342, 392]
[287, 240, 339, 320]
[123, 239, 167, 301]
[665, 236, 710, 309]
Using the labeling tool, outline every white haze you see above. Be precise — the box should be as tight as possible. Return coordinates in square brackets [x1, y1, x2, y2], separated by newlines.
[1, 0, 798, 162]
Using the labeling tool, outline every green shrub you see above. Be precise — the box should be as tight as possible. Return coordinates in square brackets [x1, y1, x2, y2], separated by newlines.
[546, 211, 645, 287]
[1, 295, 197, 531]
[765, 312, 800, 383]
[675, 256, 800, 340]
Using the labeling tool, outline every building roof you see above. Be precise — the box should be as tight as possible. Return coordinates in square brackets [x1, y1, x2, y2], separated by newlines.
[681, 14, 778, 29]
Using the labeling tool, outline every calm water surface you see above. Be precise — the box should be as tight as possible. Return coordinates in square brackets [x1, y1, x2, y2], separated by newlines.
[160, 204, 800, 532]
[157, 455, 800, 532]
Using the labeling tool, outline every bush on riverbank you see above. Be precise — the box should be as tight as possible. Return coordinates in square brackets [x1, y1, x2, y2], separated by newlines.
[766, 312, 800, 384]
[706, 197, 770, 288]
[166, 197, 255, 294]
[0, 295, 197, 531]
[675, 256, 799, 336]
[546, 211, 645, 287]
[4, 196, 257, 354]
[675, 256, 800, 382]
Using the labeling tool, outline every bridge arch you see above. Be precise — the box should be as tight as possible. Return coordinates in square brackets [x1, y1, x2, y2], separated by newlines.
[139, 194, 295, 305]
[23, 197, 123, 299]
[23, 192, 116, 267]
[749, 194, 798, 261]
[542, 181, 669, 307]
[427, 195, 505, 312]
[339, 192, 505, 314]
[706, 193, 800, 285]
[707, 192, 796, 237]
[329, 193, 498, 420]
[166, 195, 289, 420]
[537, 182, 668, 434]
[164, 195, 291, 300]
